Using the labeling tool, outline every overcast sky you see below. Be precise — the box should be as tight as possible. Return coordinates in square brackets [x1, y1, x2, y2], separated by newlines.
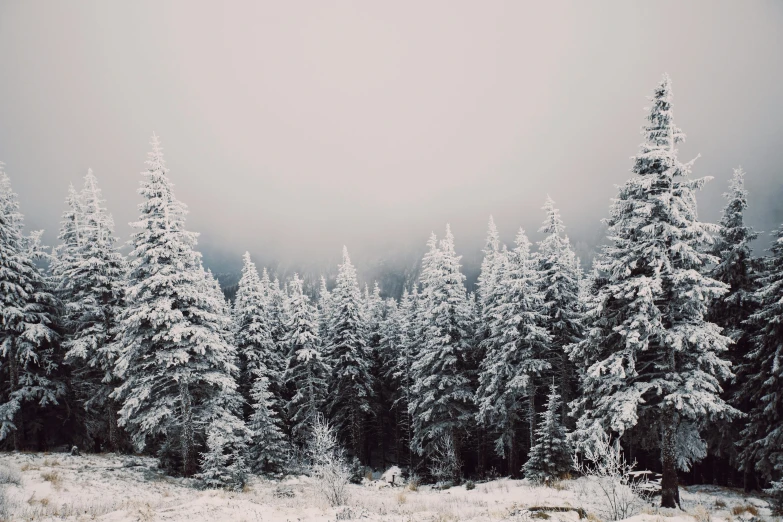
[1, 1, 781, 277]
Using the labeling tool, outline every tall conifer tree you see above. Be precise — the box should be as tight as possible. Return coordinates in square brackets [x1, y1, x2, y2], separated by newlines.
[570, 77, 738, 507]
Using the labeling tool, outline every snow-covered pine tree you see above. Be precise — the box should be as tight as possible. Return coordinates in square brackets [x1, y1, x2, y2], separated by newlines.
[197, 402, 251, 490]
[57, 170, 127, 451]
[195, 268, 251, 489]
[0, 165, 63, 449]
[523, 383, 572, 483]
[317, 276, 333, 342]
[738, 223, 783, 483]
[364, 281, 394, 465]
[410, 227, 474, 469]
[569, 76, 738, 508]
[284, 274, 329, 444]
[387, 287, 418, 467]
[247, 373, 289, 474]
[706, 168, 759, 478]
[233, 252, 281, 418]
[537, 196, 583, 424]
[476, 216, 504, 356]
[112, 134, 242, 478]
[476, 228, 550, 472]
[268, 277, 290, 374]
[378, 297, 405, 462]
[324, 247, 374, 459]
[50, 184, 84, 288]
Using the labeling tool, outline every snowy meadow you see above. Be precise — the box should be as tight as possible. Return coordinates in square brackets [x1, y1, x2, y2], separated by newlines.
[0, 453, 776, 522]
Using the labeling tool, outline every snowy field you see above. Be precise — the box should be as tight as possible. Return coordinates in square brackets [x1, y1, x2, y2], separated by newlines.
[0, 453, 775, 522]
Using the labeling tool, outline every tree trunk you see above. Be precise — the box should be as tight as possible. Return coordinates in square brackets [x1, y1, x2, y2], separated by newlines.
[179, 380, 196, 477]
[107, 400, 119, 452]
[528, 385, 537, 451]
[660, 415, 681, 509]
[8, 347, 24, 451]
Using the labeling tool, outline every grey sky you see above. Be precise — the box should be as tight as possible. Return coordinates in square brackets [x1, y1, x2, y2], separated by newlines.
[1, 1, 782, 279]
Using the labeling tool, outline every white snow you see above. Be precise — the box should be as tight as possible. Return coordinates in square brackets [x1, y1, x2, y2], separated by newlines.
[0, 453, 774, 522]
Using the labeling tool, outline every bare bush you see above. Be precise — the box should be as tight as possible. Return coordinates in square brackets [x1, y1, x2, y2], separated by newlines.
[306, 416, 351, 506]
[429, 433, 462, 485]
[572, 430, 652, 521]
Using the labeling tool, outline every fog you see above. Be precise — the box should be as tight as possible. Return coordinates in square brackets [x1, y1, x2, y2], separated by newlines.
[1, 1, 782, 287]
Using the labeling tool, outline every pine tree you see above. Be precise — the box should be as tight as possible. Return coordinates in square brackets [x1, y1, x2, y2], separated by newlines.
[410, 227, 474, 466]
[523, 383, 572, 483]
[738, 224, 783, 482]
[476, 216, 504, 355]
[284, 274, 329, 443]
[317, 276, 333, 342]
[197, 402, 251, 490]
[112, 134, 242, 478]
[0, 165, 63, 449]
[537, 196, 583, 424]
[707, 168, 759, 479]
[197, 269, 250, 488]
[324, 247, 374, 459]
[387, 287, 418, 467]
[55, 170, 127, 451]
[476, 228, 550, 469]
[247, 373, 289, 474]
[569, 76, 739, 508]
[268, 277, 290, 377]
[233, 252, 281, 418]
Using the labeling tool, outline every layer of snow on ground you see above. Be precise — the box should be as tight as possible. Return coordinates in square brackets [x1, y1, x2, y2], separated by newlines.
[0, 453, 774, 521]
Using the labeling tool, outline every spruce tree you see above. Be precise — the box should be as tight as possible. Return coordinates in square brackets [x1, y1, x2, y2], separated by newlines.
[0, 165, 63, 449]
[284, 274, 329, 443]
[707, 168, 759, 479]
[410, 227, 474, 465]
[317, 276, 333, 342]
[247, 374, 289, 474]
[738, 224, 783, 482]
[388, 287, 418, 467]
[537, 196, 583, 423]
[233, 252, 281, 418]
[523, 383, 572, 484]
[476, 228, 550, 469]
[268, 277, 290, 376]
[112, 134, 243, 478]
[569, 76, 739, 508]
[476, 216, 504, 357]
[324, 247, 374, 459]
[55, 170, 127, 451]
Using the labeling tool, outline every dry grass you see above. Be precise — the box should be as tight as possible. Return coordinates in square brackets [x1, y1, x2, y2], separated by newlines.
[691, 504, 712, 522]
[40, 470, 62, 489]
[731, 504, 759, 516]
[585, 512, 602, 522]
[396, 491, 407, 505]
[715, 499, 727, 508]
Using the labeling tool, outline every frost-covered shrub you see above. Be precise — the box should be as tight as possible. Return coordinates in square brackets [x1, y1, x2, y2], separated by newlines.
[572, 431, 648, 521]
[307, 416, 350, 506]
[0, 466, 21, 487]
[429, 433, 461, 485]
[0, 464, 20, 522]
[465, 480, 476, 490]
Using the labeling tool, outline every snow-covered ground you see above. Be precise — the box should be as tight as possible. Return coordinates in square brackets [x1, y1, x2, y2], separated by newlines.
[0, 453, 775, 522]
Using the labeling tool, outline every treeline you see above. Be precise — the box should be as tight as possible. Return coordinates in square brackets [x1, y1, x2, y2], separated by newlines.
[0, 76, 780, 506]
